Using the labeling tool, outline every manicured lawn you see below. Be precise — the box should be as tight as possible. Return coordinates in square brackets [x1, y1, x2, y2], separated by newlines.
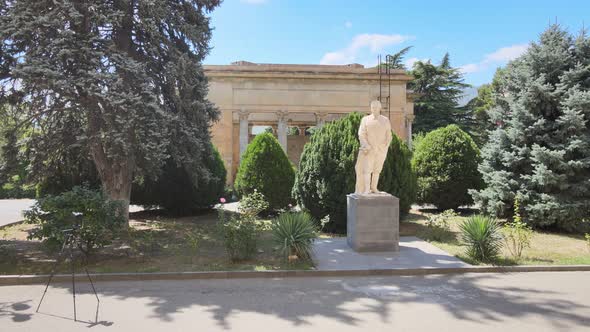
[401, 209, 590, 266]
[0, 210, 312, 275]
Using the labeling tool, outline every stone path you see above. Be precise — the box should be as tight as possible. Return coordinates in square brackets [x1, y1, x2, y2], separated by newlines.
[312, 236, 470, 270]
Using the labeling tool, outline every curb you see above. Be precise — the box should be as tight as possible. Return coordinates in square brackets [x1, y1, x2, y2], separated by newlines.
[1, 265, 590, 286]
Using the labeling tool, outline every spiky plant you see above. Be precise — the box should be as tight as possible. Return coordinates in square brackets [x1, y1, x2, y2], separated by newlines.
[459, 215, 502, 262]
[271, 212, 318, 261]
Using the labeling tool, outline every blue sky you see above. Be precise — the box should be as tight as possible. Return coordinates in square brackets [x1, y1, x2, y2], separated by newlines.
[204, 0, 589, 86]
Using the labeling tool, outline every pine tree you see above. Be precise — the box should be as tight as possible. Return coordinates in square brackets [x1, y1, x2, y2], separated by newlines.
[472, 25, 590, 232]
[409, 54, 470, 134]
[0, 1, 221, 220]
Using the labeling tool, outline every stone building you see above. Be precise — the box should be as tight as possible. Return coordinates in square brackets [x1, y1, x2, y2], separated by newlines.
[205, 61, 416, 183]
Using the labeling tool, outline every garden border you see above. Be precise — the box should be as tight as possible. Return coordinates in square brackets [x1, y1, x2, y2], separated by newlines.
[1, 265, 590, 286]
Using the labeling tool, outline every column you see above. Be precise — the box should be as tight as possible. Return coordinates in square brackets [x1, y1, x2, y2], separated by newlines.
[298, 126, 307, 136]
[239, 110, 249, 159]
[277, 110, 289, 152]
[405, 114, 415, 149]
[315, 112, 328, 128]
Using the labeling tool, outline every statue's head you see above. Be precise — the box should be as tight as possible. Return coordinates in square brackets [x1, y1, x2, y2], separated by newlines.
[370, 100, 382, 116]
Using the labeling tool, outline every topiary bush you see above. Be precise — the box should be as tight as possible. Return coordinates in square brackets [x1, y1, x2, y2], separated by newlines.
[412, 124, 482, 210]
[294, 112, 417, 233]
[234, 132, 295, 210]
[131, 145, 226, 214]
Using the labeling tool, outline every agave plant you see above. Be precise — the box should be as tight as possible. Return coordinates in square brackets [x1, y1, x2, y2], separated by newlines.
[271, 212, 318, 261]
[459, 215, 502, 262]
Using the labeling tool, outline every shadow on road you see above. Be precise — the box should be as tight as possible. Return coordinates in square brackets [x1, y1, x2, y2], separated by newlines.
[39, 273, 590, 330]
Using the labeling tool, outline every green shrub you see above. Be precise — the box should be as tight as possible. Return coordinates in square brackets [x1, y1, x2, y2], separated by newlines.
[294, 112, 417, 233]
[271, 212, 318, 261]
[459, 215, 502, 263]
[423, 209, 457, 242]
[216, 191, 267, 262]
[217, 214, 259, 262]
[502, 198, 533, 260]
[234, 132, 295, 210]
[412, 124, 482, 210]
[238, 190, 269, 218]
[132, 145, 226, 214]
[24, 186, 126, 255]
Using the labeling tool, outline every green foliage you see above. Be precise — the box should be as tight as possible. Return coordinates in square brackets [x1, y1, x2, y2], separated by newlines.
[294, 112, 417, 233]
[409, 54, 470, 134]
[235, 133, 295, 210]
[0, 1, 221, 214]
[472, 25, 590, 232]
[382, 46, 413, 70]
[412, 125, 482, 210]
[217, 214, 259, 262]
[238, 190, 270, 218]
[459, 215, 502, 263]
[424, 209, 457, 242]
[502, 198, 533, 260]
[217, 191, 267, 262]
[271, 212, 318, 261]
[585, 233, 590, 252]
[24, 187, 126, 255]
[132, 145, 226, 214]
[463, 84, 496, 146]
[185, 230, 201, 262]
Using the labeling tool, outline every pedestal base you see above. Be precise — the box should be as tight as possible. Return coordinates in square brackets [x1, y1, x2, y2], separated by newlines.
[346, 193, 399, 252]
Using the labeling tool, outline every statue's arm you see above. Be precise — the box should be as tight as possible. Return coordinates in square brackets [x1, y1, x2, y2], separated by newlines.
[358, 118, 370, 150]
[385, 119, 393, 147]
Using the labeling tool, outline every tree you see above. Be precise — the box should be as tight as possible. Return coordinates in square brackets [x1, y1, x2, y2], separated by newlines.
[462, 84, 495, 146]
[131, 145, 226, 215]
[412, 124, 482, 210]
[409, 54, 470, 134]
[471, 25, 590, 232]
[0, 0, 221, 221]
[234, 133, 295, 210]
[294, 113, 416, 233]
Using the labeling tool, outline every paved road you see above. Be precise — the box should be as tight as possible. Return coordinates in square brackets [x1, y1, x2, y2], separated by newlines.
[0, 199, 35, 227]
[0, 272, 588, 331]
[0, 200, 144, 227]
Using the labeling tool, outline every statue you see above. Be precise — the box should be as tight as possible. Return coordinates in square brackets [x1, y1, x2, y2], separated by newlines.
[354, 100, 392, 194]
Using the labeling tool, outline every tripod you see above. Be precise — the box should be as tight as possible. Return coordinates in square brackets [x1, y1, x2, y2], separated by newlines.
[36, 227, 100, 322]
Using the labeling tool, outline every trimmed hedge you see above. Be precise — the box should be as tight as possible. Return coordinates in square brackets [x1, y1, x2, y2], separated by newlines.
[234, 132, 295, 210]
[412, 124, 482, 210]
[293, 112, 417, 233]
[131, 145, 226, 214]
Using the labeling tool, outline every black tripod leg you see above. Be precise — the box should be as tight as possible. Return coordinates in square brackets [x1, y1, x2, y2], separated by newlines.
[84, 267, 100, 323]
[36, 243, 67, 313]
[71, 247, 77, 322]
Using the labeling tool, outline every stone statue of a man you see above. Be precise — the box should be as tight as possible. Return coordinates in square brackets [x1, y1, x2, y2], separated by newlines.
[355, 100, 392, 194]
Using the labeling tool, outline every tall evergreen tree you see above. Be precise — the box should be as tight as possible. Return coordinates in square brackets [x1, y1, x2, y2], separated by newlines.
[409, 53, 470, 134]
[0, 0, 221, 219]
[472, 25, 590, 232]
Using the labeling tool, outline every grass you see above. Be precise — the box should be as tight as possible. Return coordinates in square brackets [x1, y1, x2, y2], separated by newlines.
[401, 209, 590, 266]
[0, 210, 313, 275]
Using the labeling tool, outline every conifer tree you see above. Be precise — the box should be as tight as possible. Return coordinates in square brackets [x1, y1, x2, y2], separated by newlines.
[472, 25, 590, 232]
[409, 54, 470, 134]
[0, 1, 221, 220]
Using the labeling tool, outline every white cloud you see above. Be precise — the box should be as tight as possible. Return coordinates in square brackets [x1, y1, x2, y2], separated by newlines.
[240, 0, 267, 4]
[345, 21, 352, 28]
[320, 33, 412, 65]
[460, 43, 528, 74]
[459, 63, 481, 74]
[484, 44, 528, 62]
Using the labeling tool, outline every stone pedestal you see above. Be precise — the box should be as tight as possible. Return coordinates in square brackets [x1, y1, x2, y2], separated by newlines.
[346, 193, 399, 252]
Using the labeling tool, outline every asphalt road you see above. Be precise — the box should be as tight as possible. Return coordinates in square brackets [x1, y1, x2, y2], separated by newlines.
[0, 272, 588, 331]
[0, 199, 144, 227]
[0, 199, 35, 227]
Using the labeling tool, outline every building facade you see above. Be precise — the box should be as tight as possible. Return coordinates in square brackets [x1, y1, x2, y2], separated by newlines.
[205, 62, 415, 183]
